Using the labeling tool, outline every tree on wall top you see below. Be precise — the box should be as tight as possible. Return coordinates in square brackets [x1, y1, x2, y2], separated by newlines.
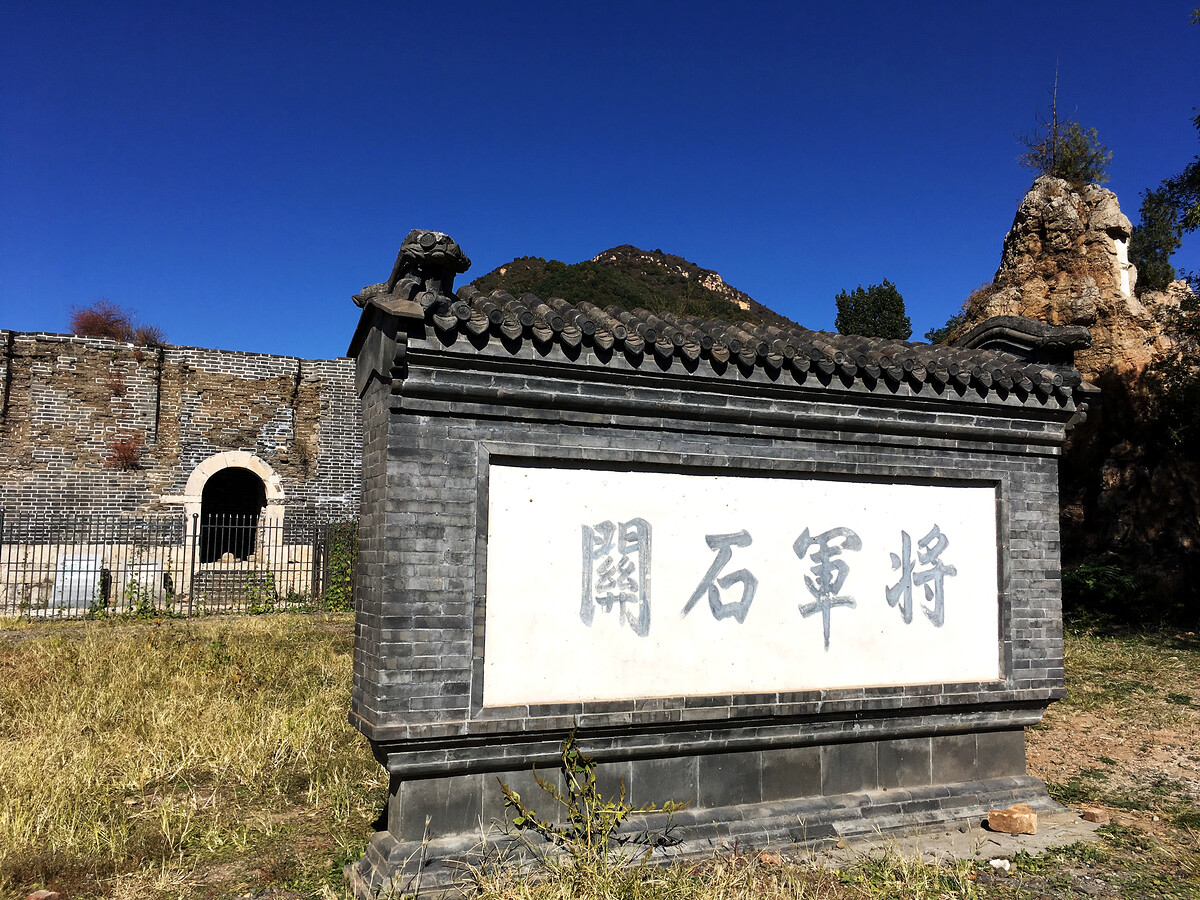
[834, 280, 912, 340]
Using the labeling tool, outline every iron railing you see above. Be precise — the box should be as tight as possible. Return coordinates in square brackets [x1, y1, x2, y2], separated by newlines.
[0, 510, 356, 618]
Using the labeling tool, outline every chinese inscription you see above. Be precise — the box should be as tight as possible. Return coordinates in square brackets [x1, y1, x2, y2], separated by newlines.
[581, 518, 652, 636]
[682, 530, 758, 623]
[886, 526, 958, 627]
[794, 527, 862, 650]
[579, 518, 958, 647]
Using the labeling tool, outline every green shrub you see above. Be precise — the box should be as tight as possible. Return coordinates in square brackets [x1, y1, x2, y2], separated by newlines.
[834, 280, 911, 340]
[322, 520, 358, 612]
[243, 569, 277, 615]
[498, 729, 685, 870]
[1062, 559, 1144, 630]
[1019, 117, 1111, 186]
[1130, 187, 1184, 295]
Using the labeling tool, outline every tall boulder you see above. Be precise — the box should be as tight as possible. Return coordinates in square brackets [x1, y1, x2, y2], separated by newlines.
[952, 177, 1198, 624]
[966, 175, 1178, 380]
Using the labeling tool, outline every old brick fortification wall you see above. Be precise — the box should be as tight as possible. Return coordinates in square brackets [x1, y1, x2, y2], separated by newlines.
[0, 331, 361, 520]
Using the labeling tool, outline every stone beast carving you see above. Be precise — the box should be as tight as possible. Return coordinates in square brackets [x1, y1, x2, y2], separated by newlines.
[348, 230, 472, 396]
[353, 229, 471, 313]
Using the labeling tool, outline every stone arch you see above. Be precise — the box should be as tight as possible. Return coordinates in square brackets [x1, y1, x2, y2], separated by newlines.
[170, 452, 287, 541]
[199, 467, 267, 562]
[183, 451, 286, 504]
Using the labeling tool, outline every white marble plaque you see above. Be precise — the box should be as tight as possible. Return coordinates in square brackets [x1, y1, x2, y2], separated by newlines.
[52, 554, 101, 610]
[483, 464, 1000, 707]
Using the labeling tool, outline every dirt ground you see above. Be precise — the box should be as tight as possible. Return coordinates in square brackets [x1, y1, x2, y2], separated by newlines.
[1029, 705, 1200, 839]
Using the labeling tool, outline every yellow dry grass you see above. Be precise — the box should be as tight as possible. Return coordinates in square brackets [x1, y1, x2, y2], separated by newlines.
[4, 614, 1197, 900]
[0, 613, 383, 898]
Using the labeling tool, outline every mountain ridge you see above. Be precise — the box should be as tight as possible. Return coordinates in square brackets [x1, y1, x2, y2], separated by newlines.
[471, 245, 796, 330]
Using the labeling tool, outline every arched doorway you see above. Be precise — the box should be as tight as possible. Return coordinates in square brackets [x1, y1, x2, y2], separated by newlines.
[199, 467, 267, 563]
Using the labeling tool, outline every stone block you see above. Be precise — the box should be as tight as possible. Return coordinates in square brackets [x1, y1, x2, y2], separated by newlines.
[483, 765, 563, 828]
[628, 755, 698, 808]
[698, 750, 761, 808]
[391, 773, 483, 842]
[932, 733, 977, 784]
[878, 737, 932, 789]
[987, 802, 1037, 834]
[976, 729, 1026, 780]
[592, 760, 634, 806]
[821, 741, 877, 795]
[761, 745, 821, 801]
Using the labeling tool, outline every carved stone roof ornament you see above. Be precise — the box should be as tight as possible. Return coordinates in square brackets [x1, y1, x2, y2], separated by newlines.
[352, 229, 472, 315]
[953, 315, 1092, 365]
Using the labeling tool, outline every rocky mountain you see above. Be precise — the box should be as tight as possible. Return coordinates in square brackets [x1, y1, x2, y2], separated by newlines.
[947, 175, 1199, 623]
[471, 245, 796, 330]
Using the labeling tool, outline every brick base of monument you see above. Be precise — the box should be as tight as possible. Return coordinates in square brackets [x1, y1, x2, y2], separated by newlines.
[345, 729, 1050, 897]
[346, 776, 1058, 896]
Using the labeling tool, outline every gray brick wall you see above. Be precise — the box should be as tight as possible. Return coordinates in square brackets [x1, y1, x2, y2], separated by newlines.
[341, 279, 1104, 899]
[346, 320, 1083, 896]
[0, 331, 361, 520]
[343, 247, 1088, 894]
[348, 315, 1076, 871]
[351, 346, 1070, 749]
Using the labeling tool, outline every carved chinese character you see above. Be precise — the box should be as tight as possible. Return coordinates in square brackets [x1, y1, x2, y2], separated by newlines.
[886, 525, 957, 627]
[581, 518, 651, 636]
[794, 526, 861, 650]
[885, 530, 917, 624]
[682, 530, 758, 624]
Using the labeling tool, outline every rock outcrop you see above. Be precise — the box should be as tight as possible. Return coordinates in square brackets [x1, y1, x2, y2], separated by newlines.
[951, 176, 1198, 622]
[964, 175, 1180, 381]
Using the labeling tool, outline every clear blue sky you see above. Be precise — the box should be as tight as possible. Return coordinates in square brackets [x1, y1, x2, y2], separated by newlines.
[2, 1, 1196, 359]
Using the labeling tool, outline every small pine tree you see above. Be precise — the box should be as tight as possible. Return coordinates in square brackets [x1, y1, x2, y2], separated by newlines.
[1019, 120, 1111, 186]
[834, 280, 912, 340]
[1017, 69, 1111, 185]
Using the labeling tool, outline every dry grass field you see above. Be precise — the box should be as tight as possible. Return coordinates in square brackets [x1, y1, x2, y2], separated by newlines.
[1, 614, 1198, 899]
[0, 614, 384, 899]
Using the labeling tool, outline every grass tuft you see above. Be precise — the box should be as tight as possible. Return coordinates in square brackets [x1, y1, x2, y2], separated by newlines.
[472, 851, 862, 900]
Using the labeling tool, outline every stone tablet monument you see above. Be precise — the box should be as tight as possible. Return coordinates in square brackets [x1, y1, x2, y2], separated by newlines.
[345, 230, 1092, 895]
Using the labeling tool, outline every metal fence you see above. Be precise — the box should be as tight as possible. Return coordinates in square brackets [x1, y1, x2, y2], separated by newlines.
[0, 511, 356, 618]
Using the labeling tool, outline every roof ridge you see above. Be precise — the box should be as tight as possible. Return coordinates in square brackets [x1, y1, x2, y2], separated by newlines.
[349, 232, 1088, 411]
[409, 285, 1084, 405]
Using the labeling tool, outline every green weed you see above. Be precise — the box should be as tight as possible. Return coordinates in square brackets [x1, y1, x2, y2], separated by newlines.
[498, 728, 686, 871]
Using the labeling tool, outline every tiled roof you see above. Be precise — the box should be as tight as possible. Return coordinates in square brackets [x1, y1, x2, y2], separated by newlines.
[349, 230, 1092, 410]
[405, 284, 1086, 406]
